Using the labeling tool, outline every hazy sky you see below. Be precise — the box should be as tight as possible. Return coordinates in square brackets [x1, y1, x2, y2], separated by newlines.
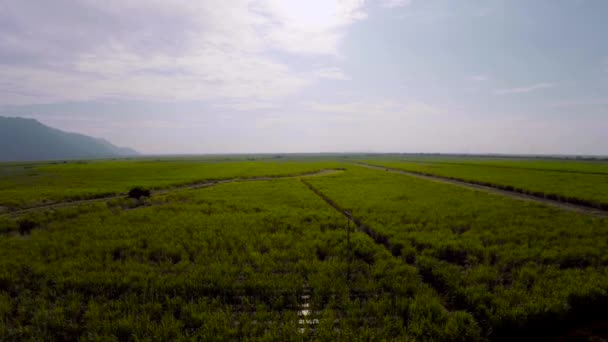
[1, 0, 607, 154]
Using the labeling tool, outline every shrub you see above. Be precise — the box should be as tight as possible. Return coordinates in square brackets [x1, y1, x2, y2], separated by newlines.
[128, 187, 150, 200]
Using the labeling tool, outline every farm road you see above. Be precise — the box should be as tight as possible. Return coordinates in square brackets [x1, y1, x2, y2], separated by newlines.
[2, 169, 344, 218]
[354, 162, 608, 218]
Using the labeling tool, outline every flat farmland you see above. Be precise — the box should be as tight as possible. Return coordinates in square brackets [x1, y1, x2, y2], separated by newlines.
[0, 159, 344, 211]
[1, 157, 607, 341]
[306, 164, 608, 340]
[359, 158, 608, 209]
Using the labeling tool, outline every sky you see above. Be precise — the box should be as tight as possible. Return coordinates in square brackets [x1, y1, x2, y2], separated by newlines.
[0, 0, 607, 155]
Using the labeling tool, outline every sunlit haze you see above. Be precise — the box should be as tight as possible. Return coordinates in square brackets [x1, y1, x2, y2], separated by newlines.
[1, 0, 606, 155]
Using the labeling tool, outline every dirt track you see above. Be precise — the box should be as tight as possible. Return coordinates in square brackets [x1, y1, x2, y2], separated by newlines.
[354, 162, 608, 218]
[2, 169, 344, 218]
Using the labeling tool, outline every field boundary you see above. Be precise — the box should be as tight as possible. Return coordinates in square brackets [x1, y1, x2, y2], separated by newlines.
[354, 162, 608, 218]
[379, 159, 608, 176]
[300, 179, 464, 314]
[301, 173, 608, 340]
[300, 179, 399, 258]
[1, 169, 345, 218]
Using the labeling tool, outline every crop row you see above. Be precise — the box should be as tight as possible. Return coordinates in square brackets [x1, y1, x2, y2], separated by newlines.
[362, 156, 608, 175]
[0, 178, 481, 341]
[0, 159, 346, 210]
[359, 160, 608, 210]
[306, 166, 608, 340]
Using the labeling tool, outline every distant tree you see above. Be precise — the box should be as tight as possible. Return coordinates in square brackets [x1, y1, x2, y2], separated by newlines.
[128, 187, 150, 200]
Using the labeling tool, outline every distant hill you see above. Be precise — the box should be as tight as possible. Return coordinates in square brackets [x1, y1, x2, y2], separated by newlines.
[0, 116, 139, 161]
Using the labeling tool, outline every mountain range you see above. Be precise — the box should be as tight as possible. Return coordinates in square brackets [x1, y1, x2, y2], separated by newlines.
[0, 116, 139, 161]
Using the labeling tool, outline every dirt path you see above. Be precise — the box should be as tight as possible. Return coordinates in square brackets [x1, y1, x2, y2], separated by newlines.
[2, 169, 344, 218]
[354, 162, 608, 218]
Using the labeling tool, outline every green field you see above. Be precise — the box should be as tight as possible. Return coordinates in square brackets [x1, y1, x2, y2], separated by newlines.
[306, 165, 608, 339]
[1, 156, 608, 340]
[0, 158, 343, 210]
[355, 155, 608, 174]
[359, 157, 608, 209]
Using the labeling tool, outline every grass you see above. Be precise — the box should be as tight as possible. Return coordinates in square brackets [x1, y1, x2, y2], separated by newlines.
[360, 158, 608, 208]
[356, 155, 608, 174]
[0, 158, 343, 210]
[1, 156, 607, 340]
[306, 165, 608, 340]
[0, 175, 481, 341]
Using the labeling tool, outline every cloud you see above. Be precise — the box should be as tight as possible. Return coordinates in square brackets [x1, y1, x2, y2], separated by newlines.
[253, 98, 441, 131]
[314, 67, 351, 80]
[213, 100, 279, 111]
[494, 83, 555, 95]
[305, 99, 440, 120]
[259, 0, 367, 55]
[381, 0, 413, 8]
[470, 75, 489, 82]
[550, 98, 608, 107]
[0, 0, 369, 105]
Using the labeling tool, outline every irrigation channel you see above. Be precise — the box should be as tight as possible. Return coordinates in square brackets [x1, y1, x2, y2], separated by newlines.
[1, 168, 344, 218]
[299, 179, 458, 329]
[353, 162, 608, 218]
[300, 178, 608, 340]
